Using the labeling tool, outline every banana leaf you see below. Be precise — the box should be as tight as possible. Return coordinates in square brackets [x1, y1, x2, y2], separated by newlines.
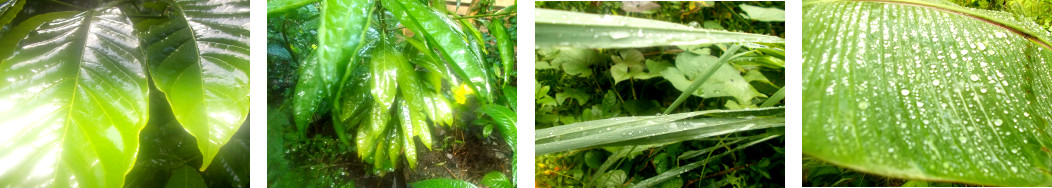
[803, 0, 1052, 186]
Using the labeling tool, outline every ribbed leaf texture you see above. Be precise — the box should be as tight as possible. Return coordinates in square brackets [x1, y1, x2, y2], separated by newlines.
[803, 0, 1052, 186]
[142, 0, 250, 171]
[0, 8, 147, 188]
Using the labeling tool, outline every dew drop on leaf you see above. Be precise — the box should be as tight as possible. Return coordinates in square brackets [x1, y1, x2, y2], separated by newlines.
[970, 74, 980, 81]
[900, 89, 910, 96]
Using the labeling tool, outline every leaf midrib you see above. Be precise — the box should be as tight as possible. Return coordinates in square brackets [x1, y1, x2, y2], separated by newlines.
[849, 0, 1052, 50]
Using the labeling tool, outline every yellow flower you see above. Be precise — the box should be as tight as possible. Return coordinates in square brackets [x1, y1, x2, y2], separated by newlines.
[453, 83, 474, 104]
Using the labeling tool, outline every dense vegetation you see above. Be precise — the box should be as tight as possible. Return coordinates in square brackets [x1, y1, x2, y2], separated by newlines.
[267, 0, 516, 187]
[534, 2, 785, 187]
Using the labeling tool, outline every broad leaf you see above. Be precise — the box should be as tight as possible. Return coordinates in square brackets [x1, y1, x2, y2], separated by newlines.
[0, 8, 147, 187]
[294, 0, 373, 135]
[663, 52, 766, 104]
[384, 0, 496, 102]
[739, 4, 785, 22]
[803, 0, 1052, 186]
[142, 0, 250, 171]
[481, 104, 517, 151]
[535, 8, 784, 49]
[610, 50, 671, 84]
[482, 171, 513, 188]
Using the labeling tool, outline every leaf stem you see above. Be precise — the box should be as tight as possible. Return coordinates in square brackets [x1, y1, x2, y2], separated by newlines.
[663, 44, 742, 115]
[455, 11, 515, 19]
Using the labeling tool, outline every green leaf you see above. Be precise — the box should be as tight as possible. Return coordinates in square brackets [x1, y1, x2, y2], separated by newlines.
[267, 0, 320, 16]
[0, 8, 147, 187]
[662, 52, 766, 104]
[597, 170, 627, 187]
[555, 88, 590, 105]
[481, 104, 517, 150]
[384, 0, 496, 102]
[610, 50, 671, 84]
[0, 0, 22, 28]
[0, 5, 58, 62]
[165, 166, 207, 188]
[410, 178, 479, 188]
[738, 4, 785, 22]
[142, 0, 250, 171]
[803, 0, 1052, 186]
[543, 47, 602, 77]
[296, 0, 374, 132]
[632, 135, 781, 188]
[488, 18, 515, 84]
[482, 171, 513, 188]
[536, 107, 784, 155]
[536, 8, 784, 49]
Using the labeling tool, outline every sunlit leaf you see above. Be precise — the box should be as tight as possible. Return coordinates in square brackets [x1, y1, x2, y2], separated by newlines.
[0, 8, 147, 187]
[0, 0, 22, 28]
[142, 0, 250, 171]
[384, 0, 496, 102]
[804, 0, 1052, 186]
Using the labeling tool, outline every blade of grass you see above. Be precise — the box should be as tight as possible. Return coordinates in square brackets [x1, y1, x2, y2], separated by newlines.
[759, 87, 784, 107]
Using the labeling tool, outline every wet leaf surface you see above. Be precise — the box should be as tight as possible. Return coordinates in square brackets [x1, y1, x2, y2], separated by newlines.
[804, 0, 1052, 186]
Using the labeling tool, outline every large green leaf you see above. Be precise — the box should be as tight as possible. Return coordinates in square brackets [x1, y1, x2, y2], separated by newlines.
[535, 8, 784, 49]
[293, 0, 374, 135]
[142, 0, 250, 171]
[803, 0, 1052, 186]
[0, 8, 147, 188]
[165, 166, 207, 188]
[383, 0, 496, 102]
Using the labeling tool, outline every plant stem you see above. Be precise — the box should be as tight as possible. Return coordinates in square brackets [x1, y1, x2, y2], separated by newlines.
[662, 44, 742, 115]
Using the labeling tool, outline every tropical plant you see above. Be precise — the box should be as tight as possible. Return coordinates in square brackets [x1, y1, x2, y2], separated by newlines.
[267, 0, 516, 186]
[803, 0, 1052, 186]
[0, 0, 249, 187]
[535, 2, 785, 187]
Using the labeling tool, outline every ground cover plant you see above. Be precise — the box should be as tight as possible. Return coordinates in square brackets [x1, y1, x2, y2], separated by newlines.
[534, 1, 785, 187]
[0, 0, 250, 187]
[267, 0, 516, 187]
[803, 0, 1052, 186]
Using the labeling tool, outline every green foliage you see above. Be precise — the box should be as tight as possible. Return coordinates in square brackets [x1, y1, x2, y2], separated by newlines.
[410, 178, 479, 188]
[482, 171, 514, 188]
[0, 0, 249, 187]
[804, 0, 1052, 186]
[535, 1, 784, 187]
[270, 0, 516, 184]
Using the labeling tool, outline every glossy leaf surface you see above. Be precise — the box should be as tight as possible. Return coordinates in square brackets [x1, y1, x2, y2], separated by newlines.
[0, 0, 22, 27]
[0, 8, 147, 188]
[803, 0, 1052, 186]
[143, 0, 250, 171]
[384, 0, 496, 102]
[535, 8, 784, 49]
[481, 104, 516, 151]
[488, 18, 515, 82]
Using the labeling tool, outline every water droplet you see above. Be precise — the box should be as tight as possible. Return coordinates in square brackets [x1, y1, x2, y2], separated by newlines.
[993, 119, 1003, 126]
[976, 42, 986, 50]
[916, 102, 924, 108]
[932, 80, 940, 86]
[901, 89, 910, 96]
[950, 53, 957, 59]
[888, 148, 895, 152]
[1011, 166, 1018, 173]
[858, 101, 869, 110]
[970, 74, 980, 81]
